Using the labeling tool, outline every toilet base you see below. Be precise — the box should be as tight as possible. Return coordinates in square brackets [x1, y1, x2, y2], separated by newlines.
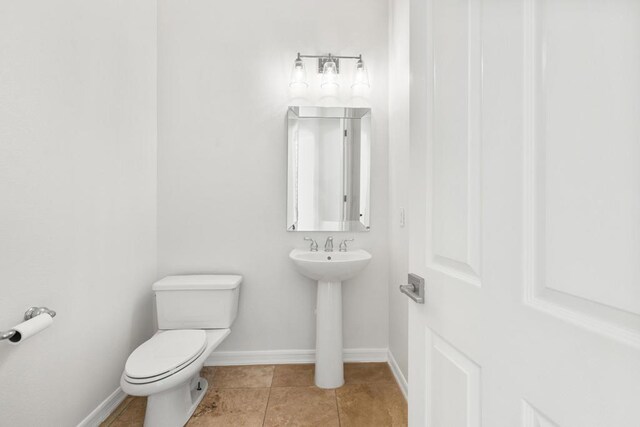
[144, 375, 208, 427]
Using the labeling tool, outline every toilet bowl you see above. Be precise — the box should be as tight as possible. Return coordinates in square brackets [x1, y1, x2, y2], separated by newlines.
[120, 275, 241, 427]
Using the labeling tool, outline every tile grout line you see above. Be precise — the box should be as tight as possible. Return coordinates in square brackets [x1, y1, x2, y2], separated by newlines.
[212, 386, 275, 390]
[261, 367, 275, 426]
[103, 397, 134, 426]
[261, 387, 272, 427]
[335, 389, 342, 427]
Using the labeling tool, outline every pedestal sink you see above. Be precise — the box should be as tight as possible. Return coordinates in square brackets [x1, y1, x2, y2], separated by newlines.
[289, 248, 372, 388]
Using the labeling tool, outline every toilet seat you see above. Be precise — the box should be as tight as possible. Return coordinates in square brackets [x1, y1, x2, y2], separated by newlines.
[124, 330, 207, 385]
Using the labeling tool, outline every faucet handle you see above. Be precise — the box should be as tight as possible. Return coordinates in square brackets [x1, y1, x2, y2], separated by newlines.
[339, 238, 354, 252]
[304, 237, 318, 252]
[324, 236, 334, 252]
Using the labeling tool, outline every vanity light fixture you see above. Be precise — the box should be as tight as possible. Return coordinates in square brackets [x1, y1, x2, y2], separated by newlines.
[352, 55, 370, 88]
[321, 55, 339, 89]
[289, 52, 369, 91]
[289, 53, 308, 88]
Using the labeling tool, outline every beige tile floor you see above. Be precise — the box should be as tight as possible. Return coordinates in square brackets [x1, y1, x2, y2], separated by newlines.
[102, 363, 407, 427]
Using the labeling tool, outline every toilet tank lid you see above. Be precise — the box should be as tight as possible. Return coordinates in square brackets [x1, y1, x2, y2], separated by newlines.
[152, 274, 242, 291]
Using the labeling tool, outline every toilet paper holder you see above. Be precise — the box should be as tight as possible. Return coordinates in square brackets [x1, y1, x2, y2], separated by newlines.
[0, 306, 56, 341]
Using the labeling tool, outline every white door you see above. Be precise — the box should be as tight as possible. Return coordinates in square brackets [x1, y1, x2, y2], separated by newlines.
[405, 0, 640, 425]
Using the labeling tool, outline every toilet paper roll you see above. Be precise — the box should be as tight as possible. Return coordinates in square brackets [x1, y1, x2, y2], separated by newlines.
[8, 313, 53, 345]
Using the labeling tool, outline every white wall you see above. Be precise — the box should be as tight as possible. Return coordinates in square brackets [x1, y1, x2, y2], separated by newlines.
[0, 1, 157, 425]
[157, 0, 390, 353]
[388, 0, 411, 378]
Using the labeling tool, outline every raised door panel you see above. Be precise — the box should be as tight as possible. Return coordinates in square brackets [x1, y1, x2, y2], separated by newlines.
[522, 401, 560, 427]
[426, 331, 481, 427]
[428, 0, 482, 287]
[524, 0, 640, 347]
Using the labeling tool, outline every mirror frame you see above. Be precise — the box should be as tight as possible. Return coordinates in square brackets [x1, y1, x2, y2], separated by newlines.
[287, 106, 372, 232]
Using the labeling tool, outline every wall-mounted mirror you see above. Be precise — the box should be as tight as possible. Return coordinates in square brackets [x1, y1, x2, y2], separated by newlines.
[287, 106, 371, 232]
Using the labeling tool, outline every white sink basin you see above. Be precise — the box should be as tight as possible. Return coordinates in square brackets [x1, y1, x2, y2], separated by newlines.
[289, 247, 372, 389]
[289, 249, 372, 282]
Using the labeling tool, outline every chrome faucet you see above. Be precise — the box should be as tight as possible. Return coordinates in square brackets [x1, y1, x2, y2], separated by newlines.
[304, 237, 318, 252]
[339, 238, 354, 252]
[324, 236, 334, 252]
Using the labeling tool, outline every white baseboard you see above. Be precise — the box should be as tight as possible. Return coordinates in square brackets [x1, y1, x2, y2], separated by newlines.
[205, 347, 388, 366]
[387, 349, 408, 400]
[344, 348, 388, 363]
[77, 387, 126, 427]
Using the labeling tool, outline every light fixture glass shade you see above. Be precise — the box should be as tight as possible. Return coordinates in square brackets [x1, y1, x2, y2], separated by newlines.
[321, 59, 339, 88]
[352, 58, 370, 88]
[289, 56, 308, 88]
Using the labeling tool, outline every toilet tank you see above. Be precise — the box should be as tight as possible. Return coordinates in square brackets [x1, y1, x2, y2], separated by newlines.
[152, 275, 242, 330]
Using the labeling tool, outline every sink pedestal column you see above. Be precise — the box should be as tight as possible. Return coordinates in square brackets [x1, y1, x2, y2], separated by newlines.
[314, 280, 344, 389]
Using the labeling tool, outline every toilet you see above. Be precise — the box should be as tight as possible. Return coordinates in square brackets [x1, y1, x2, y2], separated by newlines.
[120, 274, 241, 427]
